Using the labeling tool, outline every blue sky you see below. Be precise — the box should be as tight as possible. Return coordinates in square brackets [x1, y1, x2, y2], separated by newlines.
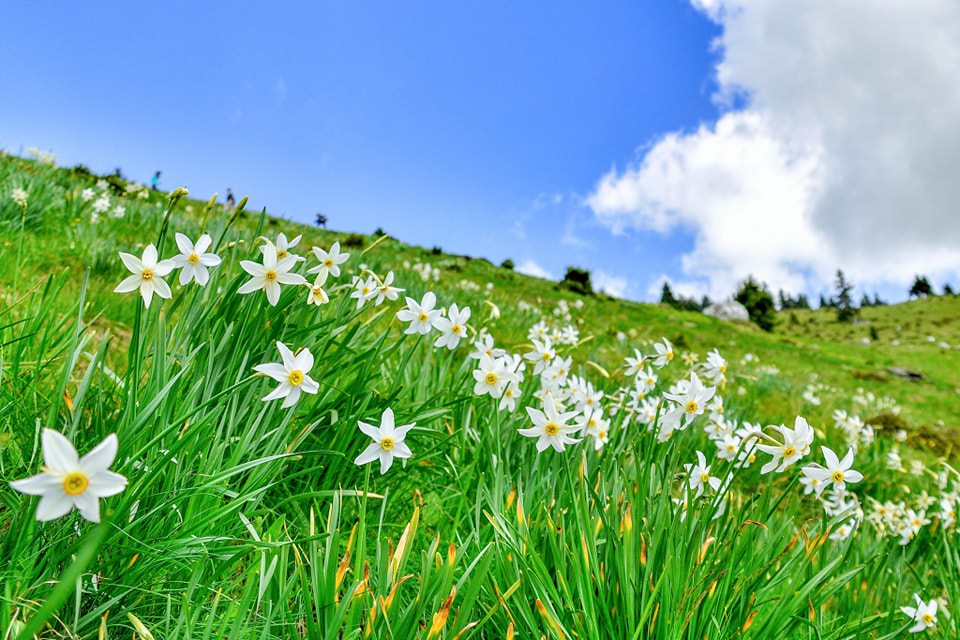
[5, 2, 952, 303]
[0, 1, 719, 300]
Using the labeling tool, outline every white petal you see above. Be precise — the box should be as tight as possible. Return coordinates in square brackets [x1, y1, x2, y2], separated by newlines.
[358, 421, 381, 439]
[73, 491, 101, 522]
[79, 434, 118, 473]
[354, 443, 380, 466]
[237, 278, 263, 294]
[276, 342, 296, 369]
[114, 274, 142, 293]
[175, 232, 194, 255]
[266, 282, 281, 306]
[88, 470, 127, 497]
[118, 252, 144, 274]
[379, 451, 394, 474]
[43, 429, 79, 472]
[10, 472, 60, 496]
[142, 244, 158, 267]
[281, 386, 301, 408]
[253, 363, 288, 381]
[294, 348, 314, 373]
[35, 492, 75, 521]
[195, 234, 213, 253]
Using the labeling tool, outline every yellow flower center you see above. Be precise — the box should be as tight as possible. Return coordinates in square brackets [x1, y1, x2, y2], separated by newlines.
[142, 269, 154, 281]
[313, 287, 322, 295]
[685, 401, 699, 414]
[831, 470, 845, 483]
[324, 258, 334, 268]
[452, 324, 462, 334]
[783, 446, 797, 459]
[542, 352, 551, 361]
[485, 372, 498, 386]
[922, 613, 934, 624]
[700, 472, 710, 483]
[418, 311, 429, 322]
[720, 364, 727, 373]
[288, 369, 304, 386]
[277, 250, 288, 259]
[380, 437, 395, 451]
[598, 430, 607, 439]
[265, 270, 278, 282]
[362, 286, 371, 295]
[544, 422, 560, 437]
[63, 471, 89, 496]
[188, 252, 199, 265]
[666, 351, 674, 361]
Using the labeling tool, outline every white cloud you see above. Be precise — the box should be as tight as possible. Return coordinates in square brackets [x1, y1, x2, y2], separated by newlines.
[587, 0, 960, 299]
[516, 259, 553, 280]
[594, 270, 629, 298]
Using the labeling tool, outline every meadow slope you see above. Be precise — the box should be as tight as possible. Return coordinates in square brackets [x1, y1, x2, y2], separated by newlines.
[1, 152, 958, 638]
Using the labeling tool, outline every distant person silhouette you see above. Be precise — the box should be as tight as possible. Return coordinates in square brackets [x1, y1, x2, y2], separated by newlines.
[151, 171, 161, 191]
[315, 213, 327, 228]
[226, 188, 236, 208]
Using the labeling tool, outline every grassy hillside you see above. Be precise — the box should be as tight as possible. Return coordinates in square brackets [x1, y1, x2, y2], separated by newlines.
[3, 152, 958, 440]
[1, 151, 958, 638]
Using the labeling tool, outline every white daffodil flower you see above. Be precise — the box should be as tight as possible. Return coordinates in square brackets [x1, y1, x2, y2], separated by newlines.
[308, 241, 350, 279]
[114, 244, 176, 308]
[652, 338, 674, 368]
[253, 342, 319, 408]
[473, 354, 518, 399]
[518, 395, 581, 453]
[801, 446, 864, 497]
[434, 303, 471, 350]
[374, 270, 403, 305]
[171, 232, 221, 286]
[354, 407, 414, 474]
[396, 291, 442, 334]
[900, 594, 938, 633]
[307, 272, 330, 306]
[238, 242, 308, 306]
[10, 429, 127, 523]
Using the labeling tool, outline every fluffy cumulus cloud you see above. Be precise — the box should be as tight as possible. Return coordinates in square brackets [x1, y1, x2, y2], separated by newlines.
[587, 0, 960, 299]
[593, 270, 629, 298]
[515, 259, 553, 280]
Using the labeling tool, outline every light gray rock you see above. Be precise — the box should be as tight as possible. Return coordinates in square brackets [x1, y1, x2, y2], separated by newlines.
[703, 300, 750, 322]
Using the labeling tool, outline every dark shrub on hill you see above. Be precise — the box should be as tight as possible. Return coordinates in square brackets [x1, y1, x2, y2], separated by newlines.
[344, 234, 365, 248]
[501, 259, 514, 270]
[560, 267, 593, 296]
[735, 276, 777, 332]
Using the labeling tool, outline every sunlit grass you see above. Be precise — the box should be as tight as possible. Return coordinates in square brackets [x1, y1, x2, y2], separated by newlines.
[0, 153, 957, 638]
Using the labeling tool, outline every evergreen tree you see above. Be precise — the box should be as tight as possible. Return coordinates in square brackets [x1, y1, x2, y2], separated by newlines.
[735, 276, 777, 332]
[660, 282, 677, 306]
[835, 270, 857, 323]
[909, 275, 934, 298]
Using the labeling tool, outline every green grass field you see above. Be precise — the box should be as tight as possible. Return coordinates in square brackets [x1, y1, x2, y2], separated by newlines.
[1, 151, 958, 638]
